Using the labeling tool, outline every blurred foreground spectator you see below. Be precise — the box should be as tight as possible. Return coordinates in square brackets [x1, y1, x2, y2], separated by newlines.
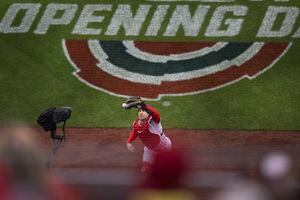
[0, 124, 80, 200]
[211, 150, 300, 200]
[128, 148, 198, 200]
[210, 178, 271, 200]
[258, 151, 299, 200]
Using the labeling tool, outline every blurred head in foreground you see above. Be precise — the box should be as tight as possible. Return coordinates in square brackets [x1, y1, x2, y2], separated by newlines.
[128, 149, 197, 200]
[144, 149, 187, 189]
[0, 124, 79, 200]
[259, 151, 299, 200]
[0, 125, 46, 187]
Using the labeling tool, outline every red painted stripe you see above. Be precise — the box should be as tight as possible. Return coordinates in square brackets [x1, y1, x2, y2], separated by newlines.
[134, 41, 216, 55]
[65, 41, 288, 98]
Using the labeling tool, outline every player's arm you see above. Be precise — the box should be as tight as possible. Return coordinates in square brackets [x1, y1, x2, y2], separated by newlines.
[127, 129, 137, 152]
[144, 105, 160, 123]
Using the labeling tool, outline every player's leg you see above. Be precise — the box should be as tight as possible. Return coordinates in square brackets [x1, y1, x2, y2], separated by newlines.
[142, 147, 155, 174]
[164, 136, 172, 151]
[154, 135, 172, 151]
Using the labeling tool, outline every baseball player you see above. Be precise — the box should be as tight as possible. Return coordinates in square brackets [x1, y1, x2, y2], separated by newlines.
[122, 97, 172, 173]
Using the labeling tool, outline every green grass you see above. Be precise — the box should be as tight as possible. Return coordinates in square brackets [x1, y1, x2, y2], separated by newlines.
[0, 1, 299, 130]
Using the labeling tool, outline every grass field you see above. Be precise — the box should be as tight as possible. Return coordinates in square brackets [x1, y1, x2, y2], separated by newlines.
[0, 1, 299, 130]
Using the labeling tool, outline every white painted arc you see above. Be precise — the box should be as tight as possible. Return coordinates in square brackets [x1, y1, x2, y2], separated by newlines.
[122, 41, 228, 63]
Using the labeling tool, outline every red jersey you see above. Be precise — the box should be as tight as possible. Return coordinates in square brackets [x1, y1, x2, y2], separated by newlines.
[127, 105, 163, 150]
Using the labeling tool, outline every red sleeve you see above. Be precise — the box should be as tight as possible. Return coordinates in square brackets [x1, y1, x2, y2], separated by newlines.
[146, 105, 160, 123]
[127, 129, 137, 143]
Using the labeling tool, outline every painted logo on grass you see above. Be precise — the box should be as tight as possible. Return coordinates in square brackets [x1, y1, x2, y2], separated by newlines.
[63, 40, 291, 99]
[0, 2, 297, 99]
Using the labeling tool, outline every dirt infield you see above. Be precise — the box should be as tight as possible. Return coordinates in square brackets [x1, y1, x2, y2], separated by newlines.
[37, 128, 300, 171]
